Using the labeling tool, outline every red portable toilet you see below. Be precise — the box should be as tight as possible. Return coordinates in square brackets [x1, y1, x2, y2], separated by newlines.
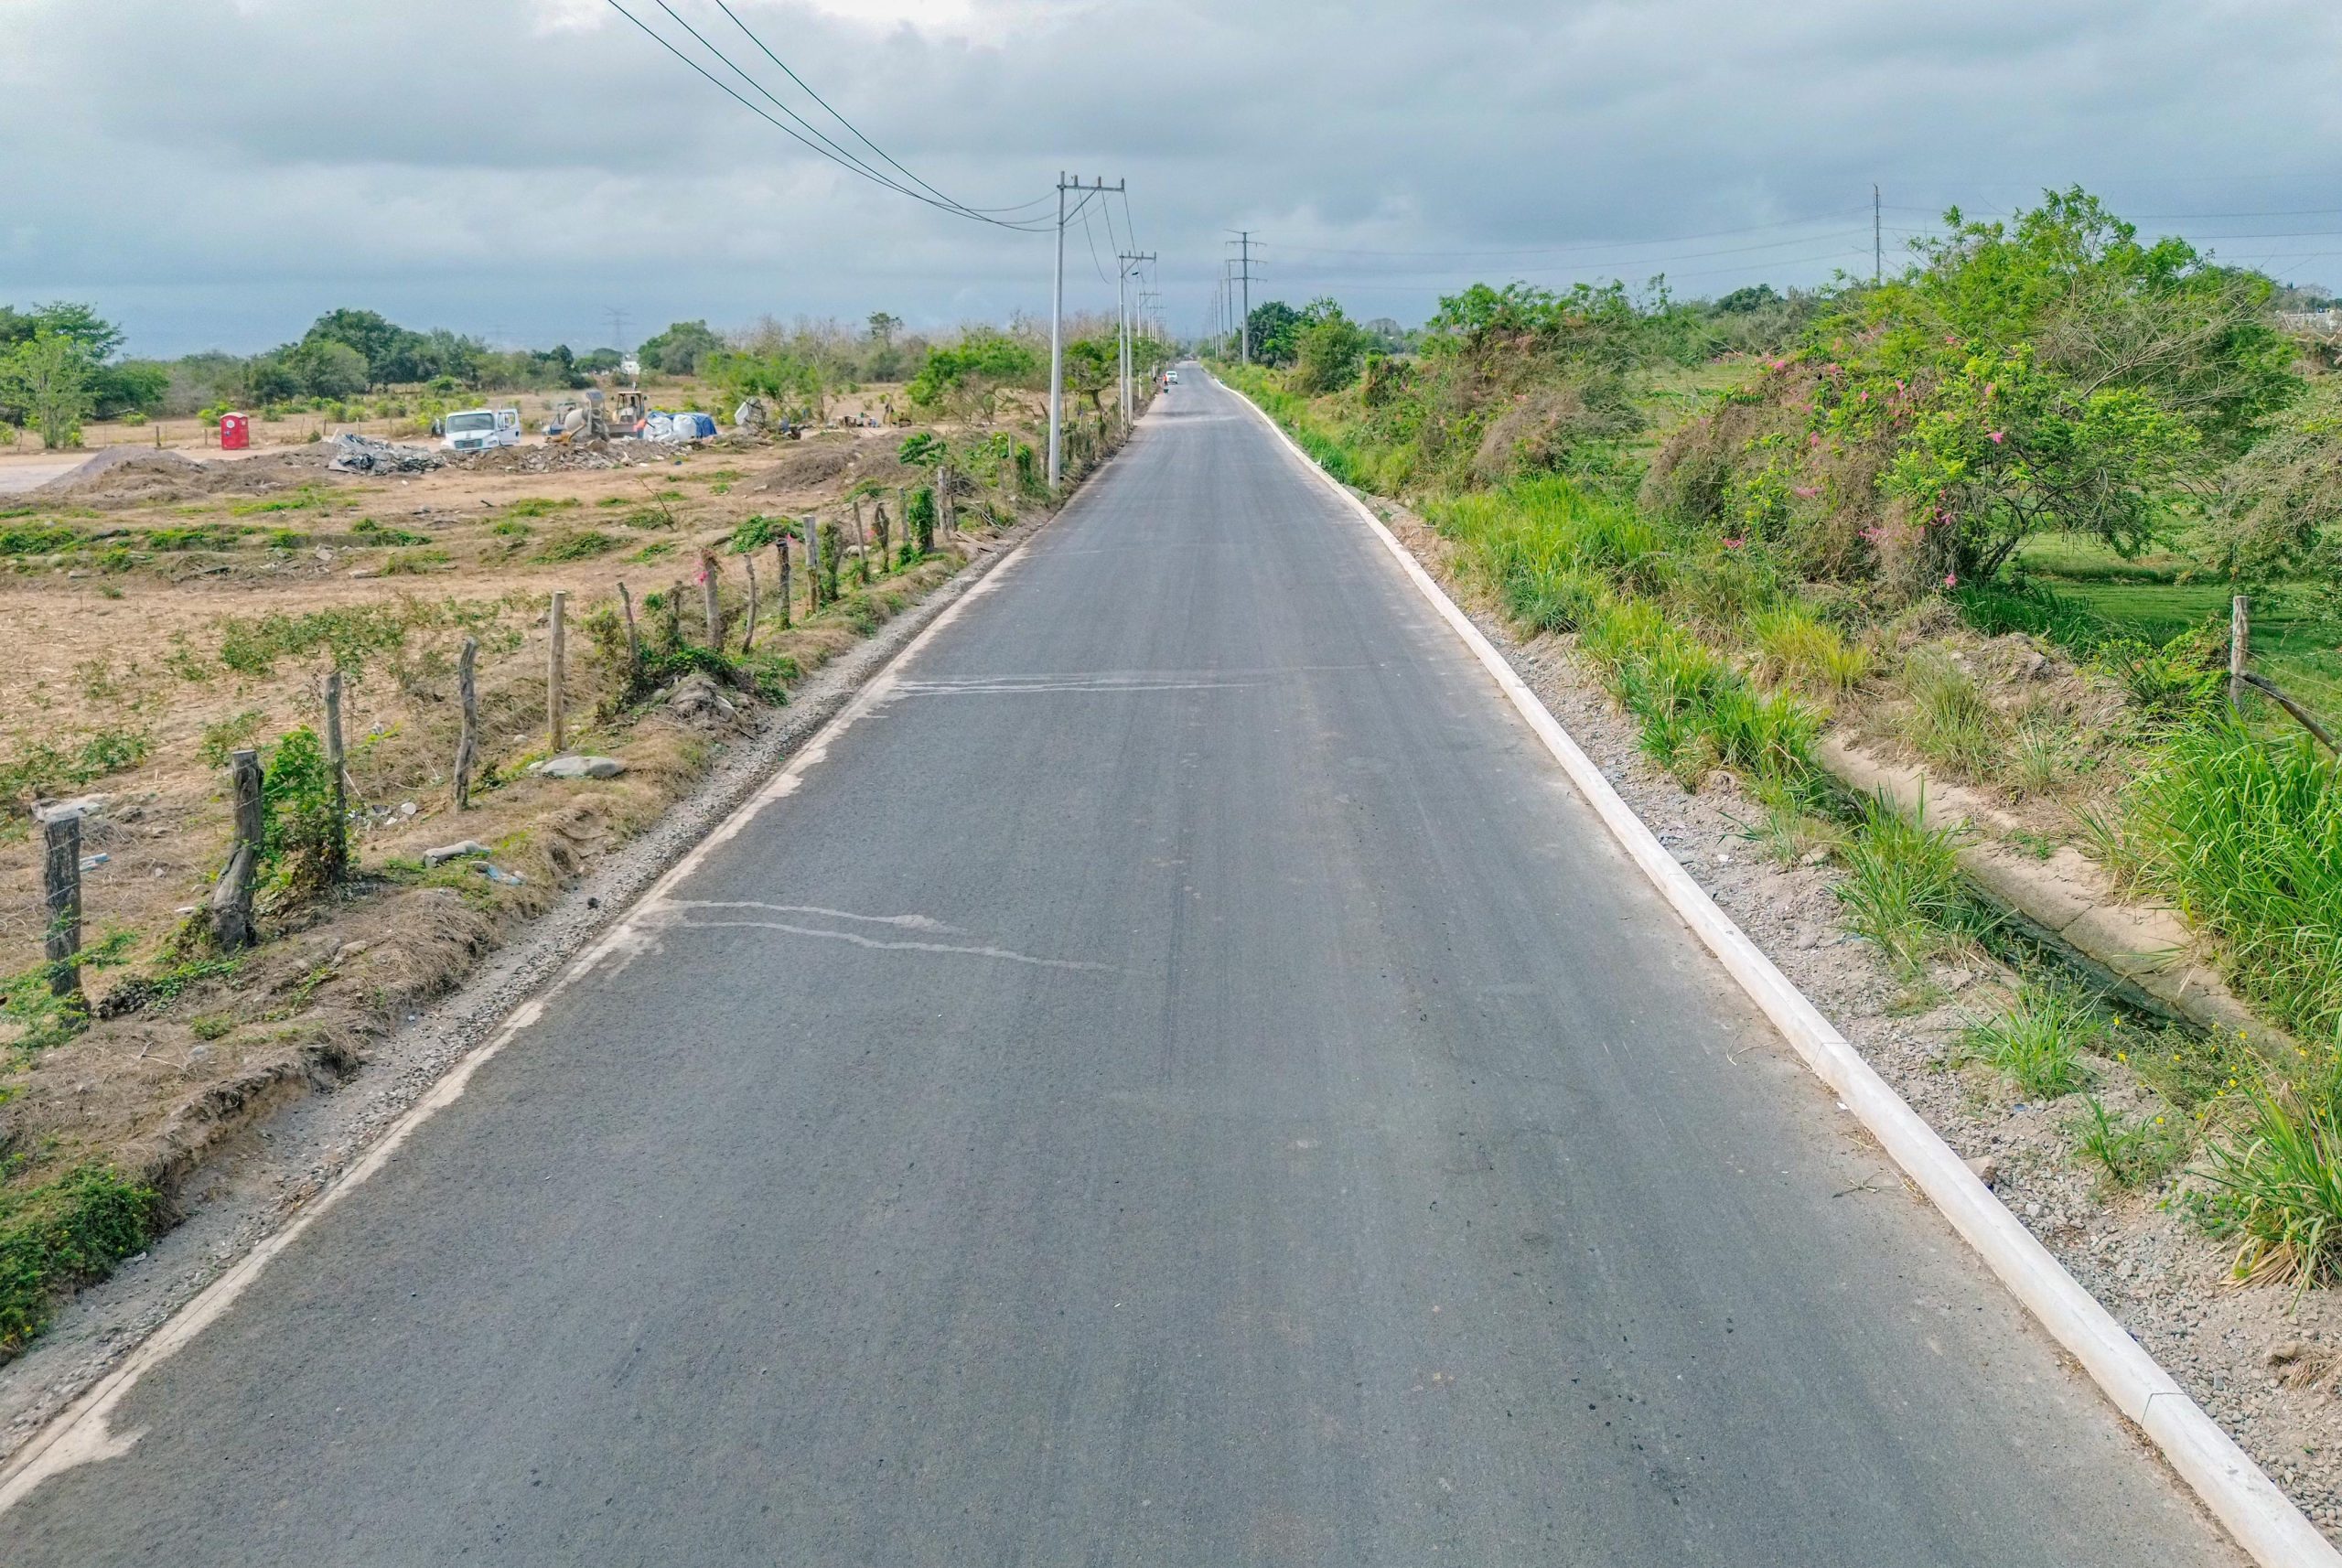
[219, 412, 251, 450]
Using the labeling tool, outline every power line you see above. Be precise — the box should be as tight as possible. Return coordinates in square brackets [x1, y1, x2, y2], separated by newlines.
[602, 0, 1054, 231]
[1267, 207, 1874, 260]
[707, 0, 1051, 218]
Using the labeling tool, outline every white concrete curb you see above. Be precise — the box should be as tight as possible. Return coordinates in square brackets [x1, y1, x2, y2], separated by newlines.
[1223, 373, 2338, 1568]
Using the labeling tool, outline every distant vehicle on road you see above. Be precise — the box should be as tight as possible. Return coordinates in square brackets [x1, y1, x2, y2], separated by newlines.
[443, 407, 521, 451]
[1166, 371, 1179, 383]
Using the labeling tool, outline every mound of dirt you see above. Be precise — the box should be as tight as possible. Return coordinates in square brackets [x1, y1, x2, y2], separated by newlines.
[753, 431, 927, 497]
[31, 446, 335, 507]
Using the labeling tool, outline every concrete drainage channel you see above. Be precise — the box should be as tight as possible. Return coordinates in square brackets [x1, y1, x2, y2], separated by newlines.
[0, 472, 1096, 1466]
[1225, 374, 2341, 1568]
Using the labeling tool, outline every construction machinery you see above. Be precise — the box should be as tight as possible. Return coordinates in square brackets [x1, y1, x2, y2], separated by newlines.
[544, 387, 653, 445]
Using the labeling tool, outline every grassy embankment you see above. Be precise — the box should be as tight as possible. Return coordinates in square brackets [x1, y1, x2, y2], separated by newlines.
[1221, 349, 2342, 1284]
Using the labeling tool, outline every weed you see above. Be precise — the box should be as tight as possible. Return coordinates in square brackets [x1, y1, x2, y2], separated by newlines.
[350, 518, 429, 547]
[1963, 982, 2108, 1099]
[0, 726, 154, 800]
[534, 531, 623, 564]
[143, 524, 242, 552]
[498, 497, 580, 519]
[197, 709, 267, 768]
[379, 548, 452, 575]
[2071, 1096, 2188, 1189]
[1901, 648, 2001, 778]
[1834, 790, 1984, 975]
[2122, 726, 2342, 1043]
[0, 522, 81, 556]
[2202, 1075, 2342, 1292]
[489, 519, 532, 539]
[0, 1165, 160, 1356]
[1751, 605, 1871, 693]
[229, 485, 336, 516]
[189, 1015, 232, 1042]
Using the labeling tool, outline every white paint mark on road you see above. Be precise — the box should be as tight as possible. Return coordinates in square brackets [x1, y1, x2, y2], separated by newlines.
[667, 900, 965, 932]
[673, 917, 1115, 972]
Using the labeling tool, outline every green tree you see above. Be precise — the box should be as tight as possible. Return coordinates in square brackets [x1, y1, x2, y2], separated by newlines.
[1244, 300, 1303, 366]
[303, 308, 421, 386]
[0, 331, 97, 447]
[284, 338, 370, 400]
[638, 319, 725, 376]
[905, 330, 1040, 420]
[1292, 306, 1371, 393]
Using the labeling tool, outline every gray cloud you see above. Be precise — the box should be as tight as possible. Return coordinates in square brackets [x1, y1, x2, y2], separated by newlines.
[5, 0, 2339, 356]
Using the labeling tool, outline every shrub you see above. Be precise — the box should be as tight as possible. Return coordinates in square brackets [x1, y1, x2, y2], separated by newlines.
[261, 725, 345, 898]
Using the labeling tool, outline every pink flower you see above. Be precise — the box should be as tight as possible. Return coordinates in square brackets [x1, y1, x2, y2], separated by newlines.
[1944, 572, 1958, 587]
[1792, 485, 1821, 499]
[1987, 430, 2004, 444]
[1857, 390, 1869, 402]
[1722, 537, 1746, 550]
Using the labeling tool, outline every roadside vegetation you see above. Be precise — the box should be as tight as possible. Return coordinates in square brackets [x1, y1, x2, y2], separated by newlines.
[1218, 186, 2342, 1291]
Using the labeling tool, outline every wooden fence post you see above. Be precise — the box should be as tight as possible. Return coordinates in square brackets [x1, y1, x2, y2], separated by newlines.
[873, 502, 892, 575]
[897, 486, 911, 564]
[938, 464, 954, 540]
[210, 749, 263, 951]
[2229, 594, 2251, 714]
[617, 579, 641, 682]
[698, 552, 723, 650]
[42, 812, 81, 996]
[852, 497, 871, 584]
[776, 538, 792, 630]
[321, 669, 349, 883]
[803, 515, 822, 614]
[454, 636, 479, 810]
[548, 590, 568, 754]
[742, 554, 760, 653]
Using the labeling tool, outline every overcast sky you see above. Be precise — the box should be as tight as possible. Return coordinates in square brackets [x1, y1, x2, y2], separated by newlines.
[5, 0, 2342, 358]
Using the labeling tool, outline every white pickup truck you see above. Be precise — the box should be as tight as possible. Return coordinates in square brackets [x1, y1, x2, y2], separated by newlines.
[443, 407, 521, 451]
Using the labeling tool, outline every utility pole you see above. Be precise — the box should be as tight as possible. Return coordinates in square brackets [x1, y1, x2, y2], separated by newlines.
[1873, 183, 1882, 285]
[1228, 232, 1258, 363]
[1117, 250, 1156, 424]
[605, 306, 630, 355]
[1049, 173, 1123, 488]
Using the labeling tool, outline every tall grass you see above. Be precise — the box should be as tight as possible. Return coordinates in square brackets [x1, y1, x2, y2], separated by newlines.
[1835, 790, 1985, 976]
[1963, 982, 2108, 1098]
[2123, 726, 2342, 1044]
[1900, 648, 2002, 779]
[2204, 1076, 2342, 1291]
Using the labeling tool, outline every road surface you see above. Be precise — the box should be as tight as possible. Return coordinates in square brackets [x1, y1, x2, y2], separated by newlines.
[1, 371, 2241, 1564]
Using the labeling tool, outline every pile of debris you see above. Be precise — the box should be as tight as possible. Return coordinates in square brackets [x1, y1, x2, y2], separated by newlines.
[456, 441, 650, 475]
[327, 433, 444, 475]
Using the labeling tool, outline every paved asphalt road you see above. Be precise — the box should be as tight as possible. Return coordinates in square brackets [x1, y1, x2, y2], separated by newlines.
[3, 371, 2242, 1565]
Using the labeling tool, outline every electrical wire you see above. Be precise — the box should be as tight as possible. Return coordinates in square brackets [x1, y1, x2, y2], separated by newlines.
[706, 0, 1053, 218]
[1268, 208, 1875, 261]
[1273, 230, 1875, 284]
[603, 0, 1055, 231]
